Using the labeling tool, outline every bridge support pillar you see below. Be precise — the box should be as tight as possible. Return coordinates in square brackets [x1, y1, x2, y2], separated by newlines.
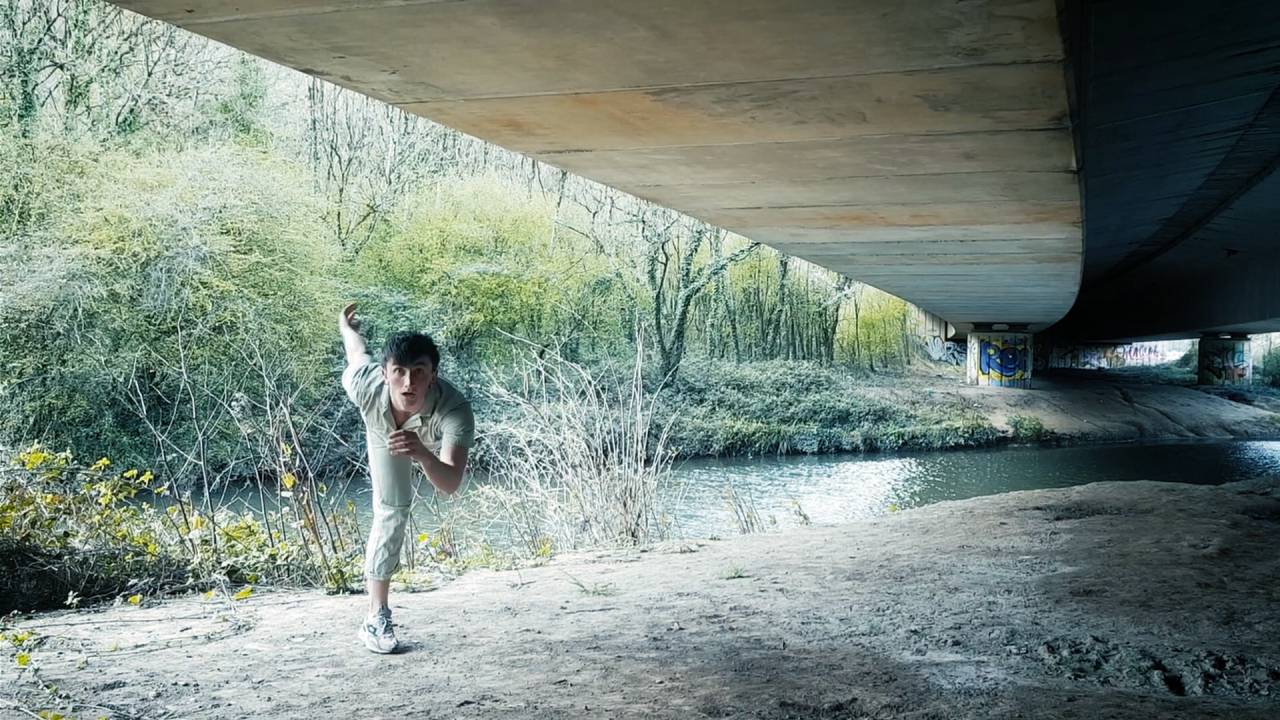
[967, 329, 1033, 388]
[1197, 334, 1252, 386]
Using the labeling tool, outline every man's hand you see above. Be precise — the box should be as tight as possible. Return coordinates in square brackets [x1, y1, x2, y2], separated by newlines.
[389, 431, 467, 496]
[339, 303, 360, 333]
[339, 302, 368, 365]
[388, 429, 428, 462]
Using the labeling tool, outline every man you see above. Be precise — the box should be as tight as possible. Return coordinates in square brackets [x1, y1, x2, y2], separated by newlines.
[338, 303, 474, 654]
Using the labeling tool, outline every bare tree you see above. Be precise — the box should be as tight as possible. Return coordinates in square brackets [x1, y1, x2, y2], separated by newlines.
[305, 80, 458, 255]
[0, 0, 230, 136]
[642, 212, 759, 379]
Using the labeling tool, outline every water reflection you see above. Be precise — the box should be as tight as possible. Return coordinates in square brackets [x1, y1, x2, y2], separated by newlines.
[669, 440, 1280, 537]
[202, 440, 1280, 544]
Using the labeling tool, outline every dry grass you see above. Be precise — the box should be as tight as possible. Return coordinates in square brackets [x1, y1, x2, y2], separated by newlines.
[451, 341, 683, 556]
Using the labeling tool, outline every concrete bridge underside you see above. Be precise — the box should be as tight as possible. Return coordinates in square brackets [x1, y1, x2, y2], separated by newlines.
[1047, 0, 1280, 343]
[113, 0, 1082, 332]
[111, 0, 1280, 345]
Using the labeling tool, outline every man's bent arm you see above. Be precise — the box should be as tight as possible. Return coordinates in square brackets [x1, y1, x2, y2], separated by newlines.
[415, 445, 468, 496]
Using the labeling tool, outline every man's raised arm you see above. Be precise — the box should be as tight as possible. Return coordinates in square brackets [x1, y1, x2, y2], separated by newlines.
[339, 303, 369, 366]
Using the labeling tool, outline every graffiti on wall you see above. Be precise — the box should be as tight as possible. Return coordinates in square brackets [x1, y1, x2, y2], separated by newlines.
[922, 335, 966, 366]
[1046, 343, 1172, 370]
[980, 339, 1029, 380]
[1198, 340, 1251, 385]
[910, 307, 966, 366]
[970, 334, 1031, 387]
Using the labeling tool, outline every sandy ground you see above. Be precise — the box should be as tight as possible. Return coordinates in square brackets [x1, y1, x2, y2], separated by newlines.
[959, 374, 1280, 442]
[4, 475, 1278, 719]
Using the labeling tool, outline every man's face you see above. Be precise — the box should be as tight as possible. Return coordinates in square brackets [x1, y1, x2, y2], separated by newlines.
[382, 358, 436, 415]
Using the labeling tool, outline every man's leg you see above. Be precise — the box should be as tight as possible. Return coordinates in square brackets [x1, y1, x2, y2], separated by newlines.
[364, 457, 413, 592]
[364, 490, 411, 588]
[360, 468, 411, 653]
[368, 578, 390, 614]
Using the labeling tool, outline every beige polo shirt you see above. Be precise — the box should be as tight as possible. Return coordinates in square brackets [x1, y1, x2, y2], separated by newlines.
[342, 355, 475, 501]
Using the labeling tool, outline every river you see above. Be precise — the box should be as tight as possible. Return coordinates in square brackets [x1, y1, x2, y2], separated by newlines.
[203, 439, 1280, 546]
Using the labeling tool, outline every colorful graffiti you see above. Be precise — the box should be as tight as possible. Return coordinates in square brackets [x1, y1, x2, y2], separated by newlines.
[968, 333, 1031, 388]
[1198, 338, 1252, 385]
[980, 340, 1028, 378]
[922, 335, 966, 366]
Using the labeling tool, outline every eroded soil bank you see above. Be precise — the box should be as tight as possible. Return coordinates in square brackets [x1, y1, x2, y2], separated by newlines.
[4, 476, 1279, 719]
[961, 373, 1280, 443]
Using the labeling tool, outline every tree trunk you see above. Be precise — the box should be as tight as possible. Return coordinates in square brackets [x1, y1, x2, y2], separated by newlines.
[765, 254, 789, 358]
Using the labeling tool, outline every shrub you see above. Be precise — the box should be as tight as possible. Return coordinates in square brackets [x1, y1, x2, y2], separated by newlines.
[1259, 346, 1280, 388]
[661, 360, 1001, 456]
[0, 443, 362, 612]
[1008, 414, 1048, 442]
[0, 136, 339, 470]
[457, 344, 679, 554]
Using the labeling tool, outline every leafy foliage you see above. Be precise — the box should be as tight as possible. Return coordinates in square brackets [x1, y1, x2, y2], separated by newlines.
[662, 361, 999, 456]
[1258, 345, 1280, 388]
[1, 443, 363, 612]
[355, 179, 630, 361]
[1008, 414, 1049, 443]
[1, 133, 339, 467]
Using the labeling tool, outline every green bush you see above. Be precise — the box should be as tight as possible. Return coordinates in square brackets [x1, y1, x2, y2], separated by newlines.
[661, 360, 1001, 457]
[355, 178, 631, 362]
[0, 443, 363, 612]
[1259, 346, 1280, 388]
[0, 134, 339, 470]
[1008, 414, 1048, 442]
[868, 416, 1001, 452]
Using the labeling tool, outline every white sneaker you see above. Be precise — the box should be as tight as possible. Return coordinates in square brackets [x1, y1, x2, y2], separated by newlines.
[359, 607, 398, 654]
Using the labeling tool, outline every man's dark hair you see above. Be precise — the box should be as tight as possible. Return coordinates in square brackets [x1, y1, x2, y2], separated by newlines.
[382, 331, 440, 371]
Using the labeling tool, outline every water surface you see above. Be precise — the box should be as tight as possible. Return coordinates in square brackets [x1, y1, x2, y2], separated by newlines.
[206, 440, 1280, 543]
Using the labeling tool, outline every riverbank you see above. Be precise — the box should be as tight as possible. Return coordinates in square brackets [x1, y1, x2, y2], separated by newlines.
[966, 373, 1280, 444]
[5, 362, 1276, 616]
[663, 361, 1280, 457]
[5, 475, 1277, 718]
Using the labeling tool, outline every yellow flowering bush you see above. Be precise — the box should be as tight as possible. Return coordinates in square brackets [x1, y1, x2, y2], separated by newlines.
[1, 443, 363, 612]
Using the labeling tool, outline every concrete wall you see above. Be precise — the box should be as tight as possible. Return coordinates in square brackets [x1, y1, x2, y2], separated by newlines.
[910, 306, 966, 366]
[1041, 341, 1188, 371]
[967, 333, 1032, 388]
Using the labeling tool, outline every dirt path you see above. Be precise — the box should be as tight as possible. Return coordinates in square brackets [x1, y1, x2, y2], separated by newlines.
[959, 375, 1280, 442]
[5, 476, 1279, 719]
